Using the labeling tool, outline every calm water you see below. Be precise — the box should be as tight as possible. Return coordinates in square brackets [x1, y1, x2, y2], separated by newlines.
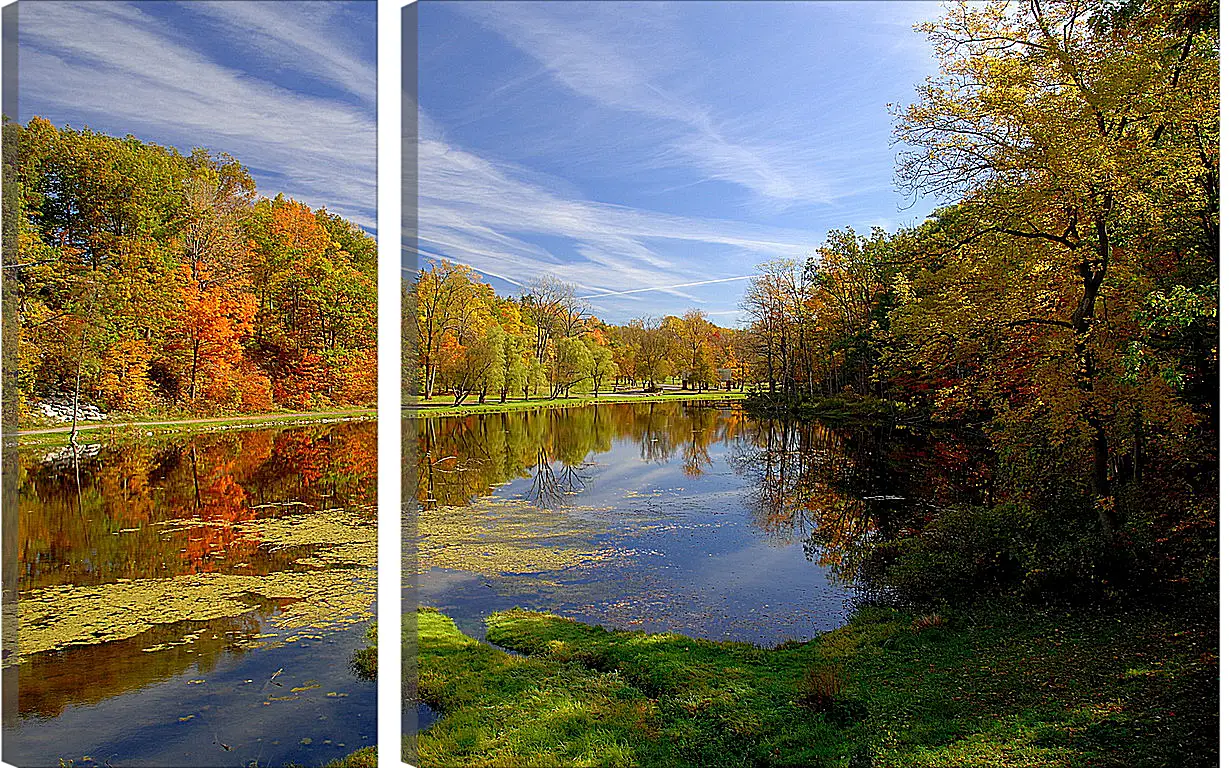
[3, 422, 377, 768]
[405, 401, 991, 651]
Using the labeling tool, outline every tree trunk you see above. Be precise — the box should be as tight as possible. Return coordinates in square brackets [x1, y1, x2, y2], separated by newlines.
[190, 337, 201, 402]
[1069, 212, 1113, 533]
[70, 326, 87, 448]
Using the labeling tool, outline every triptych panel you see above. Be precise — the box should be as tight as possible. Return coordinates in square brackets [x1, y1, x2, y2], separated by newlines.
[1, 2, 1219, 767]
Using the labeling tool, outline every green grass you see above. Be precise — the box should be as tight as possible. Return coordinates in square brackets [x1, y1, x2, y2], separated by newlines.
[11, 408, 376, 449]
[282, 746, 376, 768]
[404, 390, 746, 418]
[352, 623, 377, 682]
[410, 604, 1215, 767]
[411, 608, 665, 767]
[322, 747, 377, 768]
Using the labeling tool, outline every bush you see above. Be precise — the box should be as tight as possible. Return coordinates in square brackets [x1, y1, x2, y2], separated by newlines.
[865, 501, 1114, 605]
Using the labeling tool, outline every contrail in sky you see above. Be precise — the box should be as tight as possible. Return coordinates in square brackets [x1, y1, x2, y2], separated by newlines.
[580, 275, 754, 300]
[405, 258, 753, 300]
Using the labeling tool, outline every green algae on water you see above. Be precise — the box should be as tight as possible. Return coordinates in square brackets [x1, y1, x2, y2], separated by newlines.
[416, 498, 631, 577]
[12, 506, 376, 664]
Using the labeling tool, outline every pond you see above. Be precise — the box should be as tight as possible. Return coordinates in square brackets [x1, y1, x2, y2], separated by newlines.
[404, 400, 992, 720]
[2, 422, 377, 768]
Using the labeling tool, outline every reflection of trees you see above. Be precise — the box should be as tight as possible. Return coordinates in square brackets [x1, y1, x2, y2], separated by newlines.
[731, 420, 864, 550]
[13, 611, 266, 720]
[412, 402, 743, 510]
[730, 419, 993, 582]
[526, 448, 588, 509]
[410, 401, 995, 582]
[681, 434, 713, 478]
[17, 422, 377, 590]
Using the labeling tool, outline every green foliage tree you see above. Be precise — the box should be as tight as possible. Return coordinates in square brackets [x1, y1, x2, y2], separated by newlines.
[582, 335, 618, 397]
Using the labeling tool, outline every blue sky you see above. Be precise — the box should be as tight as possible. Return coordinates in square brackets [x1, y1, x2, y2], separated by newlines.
[414, 0, 945, 325]
[17, 1, 377, 230]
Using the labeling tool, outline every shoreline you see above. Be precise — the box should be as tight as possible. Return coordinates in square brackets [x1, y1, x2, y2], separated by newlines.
[11, 408, 378, 448]
[11, 391, 747, 447]
[402, 390, 746, 418]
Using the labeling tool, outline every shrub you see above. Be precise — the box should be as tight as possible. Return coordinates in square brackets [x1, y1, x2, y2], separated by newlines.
[799, 665, 843, 712]
[865, 501, 1114, 605]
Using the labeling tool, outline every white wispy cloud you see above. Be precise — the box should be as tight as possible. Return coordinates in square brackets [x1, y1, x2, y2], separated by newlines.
[18, 1, 376, 229]
[412, 113, 817, 316]
[180, 1, 377, 109]
[412, 2, 947, 322]
[450, 2, 852, 211]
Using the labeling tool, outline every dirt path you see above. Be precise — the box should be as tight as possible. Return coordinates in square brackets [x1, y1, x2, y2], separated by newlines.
[14, 409, 376, 437]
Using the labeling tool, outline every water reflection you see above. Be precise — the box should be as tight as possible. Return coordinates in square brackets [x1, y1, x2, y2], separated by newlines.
[15, 612, 264, 721]
[410, 402, 990, 586]
[19, 426, 377, 590]
[730, 418, 994, 582]
[5, 422, 377, 768]
[409, 402, 990, 651]
[413, 403, 746, 509]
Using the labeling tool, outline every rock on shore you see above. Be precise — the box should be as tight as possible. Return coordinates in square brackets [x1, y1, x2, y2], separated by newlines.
[36, 395, 108, 423]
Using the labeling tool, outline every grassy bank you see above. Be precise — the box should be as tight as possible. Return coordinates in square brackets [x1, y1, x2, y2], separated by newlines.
[404, 390, 746, 419]
[410, 604, 1214, 767]
[11, 408, 377, 449]
[326, 748, 377, 768]
[285, 746, 375, 768]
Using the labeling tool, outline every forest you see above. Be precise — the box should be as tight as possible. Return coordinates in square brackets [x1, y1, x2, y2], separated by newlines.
[6, 117, 378, 424]
[735, 0, 1218, 607]
[409, 3, 1218, 763]
[409, 263, 751, 404]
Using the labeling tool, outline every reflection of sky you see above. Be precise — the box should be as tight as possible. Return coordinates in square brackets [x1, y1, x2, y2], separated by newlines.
[3, 608, 376, 768]
[415, 421, 855, 647]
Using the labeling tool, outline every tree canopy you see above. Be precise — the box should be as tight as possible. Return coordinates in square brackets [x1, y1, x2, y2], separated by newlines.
[407, 261, 749, 405]
[8, 118, 378, 419]
[736, 0, 1216, 583]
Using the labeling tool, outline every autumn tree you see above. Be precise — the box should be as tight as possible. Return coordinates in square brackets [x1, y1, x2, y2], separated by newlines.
[582, 332, 618, 397]
[11, 119, 375, 419]
[668, 310, 719, 390]
[892, 0, 1218, 525]
[806, 227, 897, 395]
[415, 260, 482, 400]
[742, 260, 815, 397]
[629, 317, 673, 390]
